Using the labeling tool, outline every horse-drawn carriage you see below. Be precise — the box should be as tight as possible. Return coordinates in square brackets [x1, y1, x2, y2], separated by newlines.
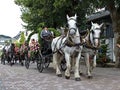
[1, 14, 103, 81]
[24, 35, 54, 73]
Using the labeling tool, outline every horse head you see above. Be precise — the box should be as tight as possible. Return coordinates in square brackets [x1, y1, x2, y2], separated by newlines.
[66, 14, 81, 45]
[66, 14, 78, 36]
[90, 22, 103, 47]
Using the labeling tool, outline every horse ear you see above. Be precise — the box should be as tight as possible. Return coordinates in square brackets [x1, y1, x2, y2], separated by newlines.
[91, 22, 94, 25]
[75, 14, 77, 19]
[67, 14, 69, 20]
[60, 27, 63, 29]
[100, 23, 104, 28]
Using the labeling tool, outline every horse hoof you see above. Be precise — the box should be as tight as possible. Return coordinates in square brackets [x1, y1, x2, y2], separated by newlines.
[10, 63, 13, 66]
[65, 76, 70, 79]
[21, 63, 24, 66]
[88, 76, 93, 79]
[79, 72, 83, 76]
[57, 74, 62, 77]
[75, 78, 81, 81]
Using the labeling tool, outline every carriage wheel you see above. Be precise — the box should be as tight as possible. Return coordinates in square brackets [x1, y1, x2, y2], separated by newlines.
[37, 54, 44, 73]
[25, 55, 30, 69]
[60, 58, 67, 71]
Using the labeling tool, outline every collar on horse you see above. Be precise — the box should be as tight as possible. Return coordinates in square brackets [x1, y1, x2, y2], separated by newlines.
[83, 30, 99, 50]
[65, 36, 83, 47]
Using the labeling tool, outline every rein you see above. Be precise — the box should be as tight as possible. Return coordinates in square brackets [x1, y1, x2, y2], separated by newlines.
[65, 37, 84, 47]
[52, 36, 66, 54]
[83, 30, 100, 50]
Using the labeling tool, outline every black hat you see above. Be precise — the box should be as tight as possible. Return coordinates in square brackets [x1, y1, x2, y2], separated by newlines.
[43, 26, 47, 28]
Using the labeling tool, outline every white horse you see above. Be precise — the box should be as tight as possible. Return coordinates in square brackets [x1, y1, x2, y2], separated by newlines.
[82, 22, 103, 78]
[51, 14, 83, 81]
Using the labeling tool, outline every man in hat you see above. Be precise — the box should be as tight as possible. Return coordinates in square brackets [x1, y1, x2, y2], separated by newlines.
[40, 26, 52, 51]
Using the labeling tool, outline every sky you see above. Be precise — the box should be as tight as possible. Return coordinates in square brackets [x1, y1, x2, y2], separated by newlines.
[0, 0, 24, 38]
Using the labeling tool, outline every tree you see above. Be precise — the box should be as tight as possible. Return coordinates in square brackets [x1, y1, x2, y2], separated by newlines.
[14, 0, 88, 31]
[19, 31, 25, 45]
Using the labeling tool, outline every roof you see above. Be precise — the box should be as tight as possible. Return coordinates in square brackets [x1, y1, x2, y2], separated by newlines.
[86, 10, 110, 21]
[13, 31, 21, 40]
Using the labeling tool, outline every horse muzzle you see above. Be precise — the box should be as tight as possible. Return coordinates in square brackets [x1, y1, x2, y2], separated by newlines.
[94, 39, 100, 48]
[69, 30, 76, 35]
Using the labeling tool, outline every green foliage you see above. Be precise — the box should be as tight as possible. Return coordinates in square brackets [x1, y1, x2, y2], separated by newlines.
[38, 27, 42, 44]
[15, 0, 120, 36]
[19, 31, 25, 44]
[97, 44, 111, 67]
[14, 0, 88, 32]
[49, 28, 61, 37]
[14, 41, 21, 47]
[27, 31, 36, 43]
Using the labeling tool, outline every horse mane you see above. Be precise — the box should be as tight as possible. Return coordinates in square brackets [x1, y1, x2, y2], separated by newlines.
[64, 27, 69, 36]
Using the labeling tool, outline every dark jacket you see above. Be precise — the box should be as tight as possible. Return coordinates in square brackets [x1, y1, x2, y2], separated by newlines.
[40, 30, 52, 39]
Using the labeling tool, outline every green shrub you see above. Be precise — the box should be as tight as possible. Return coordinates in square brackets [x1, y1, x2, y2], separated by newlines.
[97, 44, 111, 67]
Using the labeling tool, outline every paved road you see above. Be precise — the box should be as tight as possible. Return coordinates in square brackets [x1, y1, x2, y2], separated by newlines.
[0, 62, 120, 90]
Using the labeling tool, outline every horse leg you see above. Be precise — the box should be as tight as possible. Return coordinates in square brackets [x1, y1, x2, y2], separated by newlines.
[19, 55, 23, 66]
[70, 58, 75, 74]
[65, 53, 71, 79]
[93, 54, 97, 68]
[85, 53, 92, 79]
[74, 53, 81, 81]
[53, 53, 62, 77]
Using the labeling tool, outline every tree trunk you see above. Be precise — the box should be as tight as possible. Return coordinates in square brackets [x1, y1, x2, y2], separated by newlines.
[107, 0, 120, 67]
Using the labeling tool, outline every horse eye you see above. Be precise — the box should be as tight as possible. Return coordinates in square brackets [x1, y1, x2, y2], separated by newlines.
[76, 23, 79, 27]
[92, 30, 94, 34]
[66, 24, 68, 27]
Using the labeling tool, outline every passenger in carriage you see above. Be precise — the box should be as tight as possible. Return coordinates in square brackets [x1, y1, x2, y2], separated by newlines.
[28, 39, 36, 57]
[29, 39, 36, 51]
[20, 41, 29, 54]
[35, 40, 40, 50]
[14, 43, 20, 55]
[28, 39, 40, 63]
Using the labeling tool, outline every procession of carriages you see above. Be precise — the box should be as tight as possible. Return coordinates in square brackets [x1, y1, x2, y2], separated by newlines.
[0, 14, 103, 81]
[0, 32, 66, 73]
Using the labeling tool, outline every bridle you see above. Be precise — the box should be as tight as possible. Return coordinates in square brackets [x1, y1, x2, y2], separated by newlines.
[67, 18, 78, 35]
[89, 28, 101, 48]
[90, 29, 101, 39]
